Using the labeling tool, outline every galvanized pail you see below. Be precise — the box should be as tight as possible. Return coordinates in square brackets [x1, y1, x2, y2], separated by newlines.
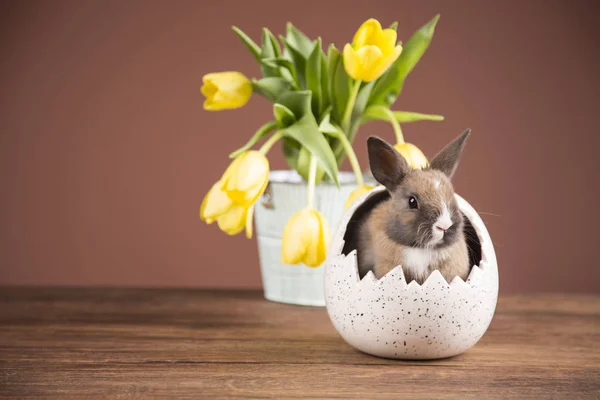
[254, 170, 373, 306]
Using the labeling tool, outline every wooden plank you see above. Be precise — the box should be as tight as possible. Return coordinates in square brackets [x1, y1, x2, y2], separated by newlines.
[0, 288, 598, 399]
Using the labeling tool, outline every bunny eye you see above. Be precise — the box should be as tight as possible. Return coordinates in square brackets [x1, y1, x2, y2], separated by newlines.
[408, 196, 418, 209]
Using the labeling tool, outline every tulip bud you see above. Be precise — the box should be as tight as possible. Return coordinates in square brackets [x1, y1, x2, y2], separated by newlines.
[281, 207, 330, 267]
[344, 185, 374, 210]
[199, 151, 269, 238]
[201, 71, 252, 110]
[394, 142, 428, 170]
[343, 19, 403, 82]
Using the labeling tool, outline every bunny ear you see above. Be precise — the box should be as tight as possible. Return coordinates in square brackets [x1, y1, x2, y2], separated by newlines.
[430, 129, 471, 179]
[367, 136, 408, 190]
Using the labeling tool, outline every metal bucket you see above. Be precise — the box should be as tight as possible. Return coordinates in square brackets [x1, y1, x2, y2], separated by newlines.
[254, 170, 372, 306]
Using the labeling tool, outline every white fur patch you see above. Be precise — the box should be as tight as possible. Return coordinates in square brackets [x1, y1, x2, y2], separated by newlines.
[436, 203, 453, 230]
[431, 203, 453, 244]
[434, 179, 441, 189]
[402, 247, 436, 281]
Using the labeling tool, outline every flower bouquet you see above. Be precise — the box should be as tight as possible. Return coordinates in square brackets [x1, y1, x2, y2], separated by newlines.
[199, 16, 445, 302]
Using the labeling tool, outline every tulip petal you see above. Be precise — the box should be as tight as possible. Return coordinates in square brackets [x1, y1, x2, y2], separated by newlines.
[320, 212, 331, 261]
[343, 43, 363, 80]
[364, 44, 402, 82]
[221, 154, 244, 187]
[355, 45, 384, 82]
[311, 210, 331, 267]
[221, 151, 270, 207]
[394, 142, 429, 169]
[352, 18, 382, 48]
[201, 73, 219, 83]
[233, 152, 269, 193]
[242, 170, 270, 206]
[245, 205, 254, 239]
[281, 210, 309, 264]
[201, 81, 217, 98]
[203, 97, 239, 111]
[310, 210, 331, 267]
[344, 185, 374, 210]
[221, 155, 247, 204]
[216, 204, 248, 235]
[302, 209, 324, 267]
[379, 29, 398, 54]
[200, 180, 233, 222]
[208, 89, 250, 110]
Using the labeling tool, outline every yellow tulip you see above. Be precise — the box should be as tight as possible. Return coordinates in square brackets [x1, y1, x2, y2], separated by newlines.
[343, 19, 403, 82]
[216, 204, 249, 236]
[200, 179, 233, 224]
[344, 185, 374, 210]
[200, 179, 249, 235]
[200, 151, 269, 238]
[201, 71, 252, 110]
[394, 143, 429, 170]
[281, 207, 330, 268]
[220, 151, 270, 205]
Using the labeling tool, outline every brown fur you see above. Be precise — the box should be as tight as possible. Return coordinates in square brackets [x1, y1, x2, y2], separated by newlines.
[357, 194, 470, 284]
[355, 130, 472, 284]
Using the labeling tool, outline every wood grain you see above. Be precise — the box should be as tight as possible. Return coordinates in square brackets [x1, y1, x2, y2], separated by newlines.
[0, 288, 598, 399]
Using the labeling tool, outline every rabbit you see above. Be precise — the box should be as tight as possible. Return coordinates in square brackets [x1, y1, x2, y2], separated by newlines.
[355, 129, 472, 285]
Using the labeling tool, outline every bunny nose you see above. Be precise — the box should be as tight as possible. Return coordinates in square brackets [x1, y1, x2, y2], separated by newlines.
[435, 204, 453, 233]
[436, 224, 449, 232]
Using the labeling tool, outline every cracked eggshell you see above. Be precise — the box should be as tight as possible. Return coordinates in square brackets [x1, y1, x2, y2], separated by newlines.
[324, 186, 499, 360]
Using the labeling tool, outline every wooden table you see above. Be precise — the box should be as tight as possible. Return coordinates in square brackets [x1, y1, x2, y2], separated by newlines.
[0, 288, 598, 399]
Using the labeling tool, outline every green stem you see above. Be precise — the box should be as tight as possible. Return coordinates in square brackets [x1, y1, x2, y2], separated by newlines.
[259, 131, 283, 155]
[324, 129, 364, 186]
[229, 120, 279, 158]
[382, 107, 404, 144]
[341, 79, 362, 132]
[307, 156, 317, 208]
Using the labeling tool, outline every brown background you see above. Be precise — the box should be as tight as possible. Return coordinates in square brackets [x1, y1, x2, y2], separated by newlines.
[1, 0, 599, 293]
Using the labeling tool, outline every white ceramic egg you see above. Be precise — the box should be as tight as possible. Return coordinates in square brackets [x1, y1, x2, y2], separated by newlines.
[324, 186, 499, 360]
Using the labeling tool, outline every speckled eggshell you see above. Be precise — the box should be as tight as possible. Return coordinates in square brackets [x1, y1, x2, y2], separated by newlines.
[324, 186, 499, 360]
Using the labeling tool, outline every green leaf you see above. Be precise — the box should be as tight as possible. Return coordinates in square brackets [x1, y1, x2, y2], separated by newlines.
[306, 37, 322, 118]
[266, 29, 281, 58]
[361, 105, 445, 123]
[296, 146, 326, 184]
[232, 26, 261, 62]
[389, 21, 398, 31]
[395, 14, 440, 83]
[368, 14, 440, 106]
[331, 80, 376, 164]
[349, 80, 375, 132]
[260, 28, 281, 78]
[331, 80, 373, 165]
[280, 35, 307, 88]
[394, 111, 445, 123]
[360, 105, 396, 125]
[273, 104, 296, 127]
[261, 57, 298, 86]
[281, 113, 340, 186]
[318, 112, 340, 134]
[276, 90, 312, 118]
[327, 44, 350, 124]
[286, 22, 314, 58]
[327, 45, 340, 118]
[229, 121, 278, 158]
[282, 137, 301, 171]
[251, 77, 293, 102]
[319, 49, 330, 116]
